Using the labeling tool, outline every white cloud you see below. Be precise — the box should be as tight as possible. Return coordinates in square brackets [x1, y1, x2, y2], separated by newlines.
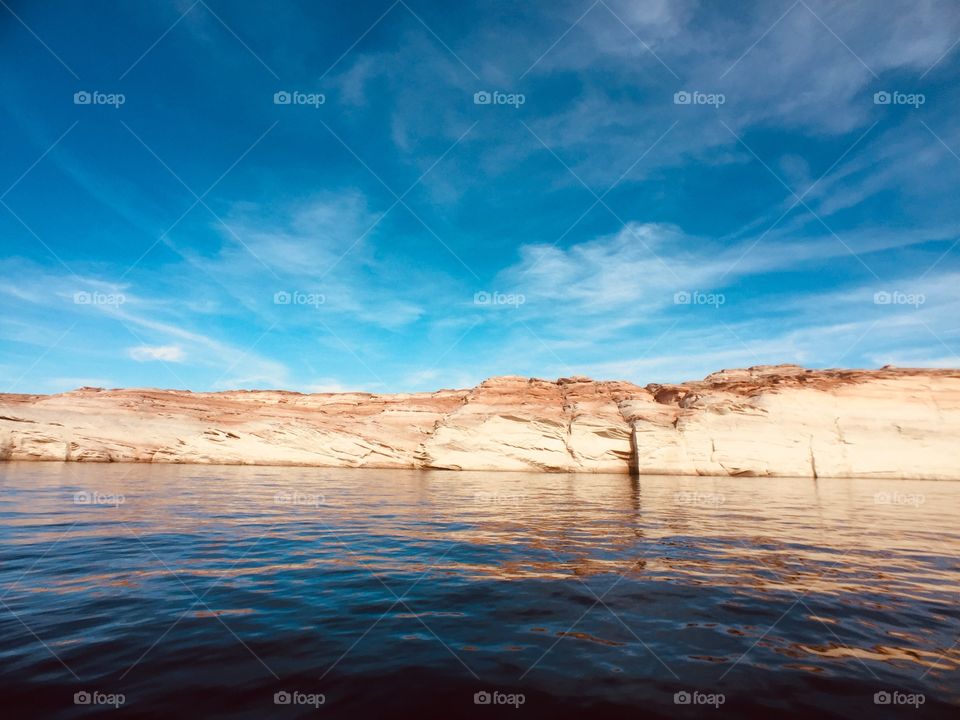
[192, 193, 441, 331]
[128, 345, 186, 362]
[300, 378, 362, 393]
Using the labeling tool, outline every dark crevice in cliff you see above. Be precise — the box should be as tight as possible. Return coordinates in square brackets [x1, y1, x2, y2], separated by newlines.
[556, 382, 580, 466]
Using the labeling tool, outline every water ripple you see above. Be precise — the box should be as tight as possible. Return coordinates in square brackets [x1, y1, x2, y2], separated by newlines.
[0, 463, 957, 718]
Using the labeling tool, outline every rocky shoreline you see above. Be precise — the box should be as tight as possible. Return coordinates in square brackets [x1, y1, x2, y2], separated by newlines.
[1, 365, 958, 478]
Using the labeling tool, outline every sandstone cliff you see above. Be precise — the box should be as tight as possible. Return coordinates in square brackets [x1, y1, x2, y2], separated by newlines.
[1, 365, 958, 478]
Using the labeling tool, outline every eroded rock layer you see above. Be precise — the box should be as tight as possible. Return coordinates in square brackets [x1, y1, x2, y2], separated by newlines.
[1, 365, 958, 478]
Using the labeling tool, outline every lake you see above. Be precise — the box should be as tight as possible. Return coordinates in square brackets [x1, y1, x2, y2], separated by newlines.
[0, 463, 957, 718]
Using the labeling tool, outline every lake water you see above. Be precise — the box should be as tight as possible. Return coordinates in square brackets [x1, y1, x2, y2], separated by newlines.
[0, 463, 957, 718]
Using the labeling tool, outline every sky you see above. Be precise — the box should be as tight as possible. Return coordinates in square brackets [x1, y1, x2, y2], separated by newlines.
[1, 0, 959, 394]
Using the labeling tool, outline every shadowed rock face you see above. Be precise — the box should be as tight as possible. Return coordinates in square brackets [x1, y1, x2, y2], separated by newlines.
[1, 365, 958, 478]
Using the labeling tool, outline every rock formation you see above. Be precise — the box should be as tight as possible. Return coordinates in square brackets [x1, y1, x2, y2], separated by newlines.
[1, 365, 958, 478]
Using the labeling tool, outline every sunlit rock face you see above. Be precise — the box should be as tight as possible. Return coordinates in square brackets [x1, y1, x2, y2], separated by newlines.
[1, 365, 958, 478]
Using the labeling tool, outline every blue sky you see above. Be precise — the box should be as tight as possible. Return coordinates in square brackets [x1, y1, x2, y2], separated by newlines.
[1, 0, 959, 393]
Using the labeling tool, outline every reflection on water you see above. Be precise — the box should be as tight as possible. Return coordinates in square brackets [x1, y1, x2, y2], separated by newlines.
[0, 462, 957, 718]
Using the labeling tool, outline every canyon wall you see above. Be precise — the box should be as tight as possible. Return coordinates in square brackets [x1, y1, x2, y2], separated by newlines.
[1, 365, 958, 478]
